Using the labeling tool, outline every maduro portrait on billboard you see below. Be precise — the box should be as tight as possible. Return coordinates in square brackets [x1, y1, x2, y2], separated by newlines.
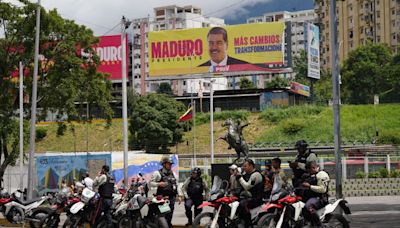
[148, 22, 285, 77]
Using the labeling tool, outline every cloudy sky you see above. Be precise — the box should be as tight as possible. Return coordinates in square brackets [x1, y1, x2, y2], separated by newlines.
[32, 0, 271, 35]
[6, 0, 314, 35]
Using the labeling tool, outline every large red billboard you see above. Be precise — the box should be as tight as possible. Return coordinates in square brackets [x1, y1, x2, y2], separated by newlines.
[90, 35, 128, 81]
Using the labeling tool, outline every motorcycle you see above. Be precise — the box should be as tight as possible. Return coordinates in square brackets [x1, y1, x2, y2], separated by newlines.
[117, 193, 170, 228]
[63, 187, 98, 228]
[2, 189, 50, 226]
[257, 189, 351, 228]
[192, 176, 242, 228]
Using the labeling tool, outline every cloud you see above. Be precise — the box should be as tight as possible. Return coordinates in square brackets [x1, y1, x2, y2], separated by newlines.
[33, 0, 272, 35]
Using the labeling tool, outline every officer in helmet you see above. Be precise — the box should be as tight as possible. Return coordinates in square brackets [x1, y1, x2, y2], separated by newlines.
[180, 167, 209, 226]
[93, 165, 115, 227]
[149, 155, 177, 228]
[289, 140, 318, 188]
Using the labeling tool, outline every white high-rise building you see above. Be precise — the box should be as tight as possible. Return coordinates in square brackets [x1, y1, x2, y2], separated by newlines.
[130, 5, 227, 95]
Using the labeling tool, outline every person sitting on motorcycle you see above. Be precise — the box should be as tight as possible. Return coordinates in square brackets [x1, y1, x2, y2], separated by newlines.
[228, 164, 241, 196]
[301, 161, 330, 227]
[271, 157, 292, 190]
[236, 159, 264, 227]
[289, 140, 319, 188]
[93, 165, 115, 228]
[149, 155, 178, 228]
[263, 159, 274, 199]
[180, 167, 209, 226]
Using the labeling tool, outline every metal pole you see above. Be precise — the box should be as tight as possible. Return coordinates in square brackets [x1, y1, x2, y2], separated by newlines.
[330, 0, 343, 199]
[193, 100, 196, 167]
[210, 79, 215, 164]
[131, 24, 135, 94]
[19, 62, 24, 190]
[27, 0, 41, 200]
[121, 16, 130, 186]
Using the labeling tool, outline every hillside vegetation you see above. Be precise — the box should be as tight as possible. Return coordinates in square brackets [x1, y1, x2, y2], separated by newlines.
[35, 104, 400, 153]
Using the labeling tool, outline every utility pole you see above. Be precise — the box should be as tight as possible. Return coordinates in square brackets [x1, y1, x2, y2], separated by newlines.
[19, 62, 24, 190]
[330, 0, 343, 198]
[121, 16, 131, 186]
[210, 79, 215, 164]
[27, 0, 41, 200]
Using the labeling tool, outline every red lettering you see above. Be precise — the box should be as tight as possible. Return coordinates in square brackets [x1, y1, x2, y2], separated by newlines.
[170, 41, 177, 57]
[162, 42, 169, 58]
[194, 39, 202, 56]
[186, 40, 194, 56]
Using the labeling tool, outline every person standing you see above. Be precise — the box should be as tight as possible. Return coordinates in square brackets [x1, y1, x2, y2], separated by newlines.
[93, 165, 115, 228]
[149, 155, 178, 228]
[180, 167, 209, 226]
[82, 172, 93, 190]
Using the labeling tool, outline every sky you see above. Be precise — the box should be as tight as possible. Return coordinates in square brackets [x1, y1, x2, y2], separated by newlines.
[8, 0, 314, 36]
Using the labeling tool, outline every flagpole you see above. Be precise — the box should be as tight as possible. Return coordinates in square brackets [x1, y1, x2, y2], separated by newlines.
[193, 100, 196, 167]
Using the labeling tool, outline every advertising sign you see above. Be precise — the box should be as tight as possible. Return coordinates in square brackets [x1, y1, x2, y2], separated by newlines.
[36, 153, 111, 194]
[88, 35, 128, 81]
[307, 23, 320, 79]
[290, 81, 310, 97]
[148, 22, 285, 77]
[112, 153, 179, 187]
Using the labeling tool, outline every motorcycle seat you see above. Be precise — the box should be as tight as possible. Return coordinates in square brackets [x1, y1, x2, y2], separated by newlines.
[15, 197, 43, 206]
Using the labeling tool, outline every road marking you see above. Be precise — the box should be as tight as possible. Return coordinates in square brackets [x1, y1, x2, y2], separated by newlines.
[352, 210, 400, 216]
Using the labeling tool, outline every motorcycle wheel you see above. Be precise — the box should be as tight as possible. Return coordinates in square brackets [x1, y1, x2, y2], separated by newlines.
[29, 208, 55, 228]
[118, 214, 138, 228]
[62, 215, 83, 228]
[192, 212, 215, 228]
[257, 214, 277, 228]
[325, 214, 349, 228]
[6, 206, 24, 223]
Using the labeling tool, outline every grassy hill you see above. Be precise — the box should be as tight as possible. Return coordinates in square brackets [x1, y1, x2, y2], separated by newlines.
[35, 104, 400, 153]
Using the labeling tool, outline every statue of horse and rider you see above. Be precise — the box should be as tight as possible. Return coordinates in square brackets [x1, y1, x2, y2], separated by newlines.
[217, 118, 249, 163]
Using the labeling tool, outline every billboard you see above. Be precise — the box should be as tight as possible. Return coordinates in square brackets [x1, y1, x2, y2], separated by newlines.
[36, 153, 112, 194]
[88, 35, 128, 81]
[112, 153, 179, 187]
[148, 22, 285, 77]
[290, 81, 310, 97]
[306, 23, 320, 79]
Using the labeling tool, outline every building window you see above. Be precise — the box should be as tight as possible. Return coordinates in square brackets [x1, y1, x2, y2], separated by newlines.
[377, 11, 380, 18]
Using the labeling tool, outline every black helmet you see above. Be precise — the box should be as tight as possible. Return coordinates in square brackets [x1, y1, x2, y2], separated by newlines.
[191, 167, 201, 176]
[295, 140, 308, 149]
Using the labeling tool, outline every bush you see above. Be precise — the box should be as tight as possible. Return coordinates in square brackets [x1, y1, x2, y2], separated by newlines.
[377, 130, 400, 145]
[378, 168, 389, 178]
[390, 169, 400, 178]
[35, 128, 47, 141]
[57, 122, 67, 136]
[367, 171, 380, 178]
[355, 170, 366, 179]
[281, 118, 306, 135]
[195, 110, 250, 125]
[260, 105, 323, 123]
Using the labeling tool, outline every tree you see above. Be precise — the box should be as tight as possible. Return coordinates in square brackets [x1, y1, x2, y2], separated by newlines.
[157, 82, 173, 95]
[265, 76, 290, 88]
[313, 69, 333, 104]
[341, 43, 392, 104]
[238, 77, 255, 89]
[128, 93, 186, 153]
[0, 1, 113, 184]
[292, 50, 309, 85]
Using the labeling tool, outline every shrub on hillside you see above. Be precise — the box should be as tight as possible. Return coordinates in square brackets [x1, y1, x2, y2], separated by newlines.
[57, 122, 67, 136]
[379, 168, 389, 178]
[377, 130, 400, 145]
[390, 169, 400, 178]
[281, 118, 305, 135]
[195, 110, 250, 125]
[260, 105, 323, 123]
[355, 170, 366, 178]
[368, 171, 380, 178]
[36, 128, 47, 141]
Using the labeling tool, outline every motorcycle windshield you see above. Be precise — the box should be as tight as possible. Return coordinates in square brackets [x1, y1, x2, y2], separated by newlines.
[210, 176, 222, 194]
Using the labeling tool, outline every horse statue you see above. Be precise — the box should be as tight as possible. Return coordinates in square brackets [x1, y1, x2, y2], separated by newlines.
[217, 118, 249, 163]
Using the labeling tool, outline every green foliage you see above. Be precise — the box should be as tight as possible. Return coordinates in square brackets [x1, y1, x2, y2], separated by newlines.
[390, 169, 400, 178]
[355, 170, 366, 179]
[313, 69, 333, 104]
[36, 128, 48, 141]
[341, 43, 393, 104]
[377, 130, 400, 145]
[368, 171, 380, 178]
[281, 118, 305, 135]
[265, 76, 290, 89]
[57, 122, 67, 136]
[259, 105, 323, 123]
[238, 77, 255, 89]
[195, 110, 250, 125]
[128, 93, 186, 153]
[292, 50, 309, 85]
[157, 82, 173, 95]
[379, 168, 389, 178]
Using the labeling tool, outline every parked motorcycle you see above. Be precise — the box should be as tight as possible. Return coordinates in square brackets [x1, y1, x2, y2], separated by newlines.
[63, 187, 98, 228]
[257, 189, 351, 228]
[117, 193, 170, 228]
[2, 189, 50, 226]
[192, 176, 242, 228]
